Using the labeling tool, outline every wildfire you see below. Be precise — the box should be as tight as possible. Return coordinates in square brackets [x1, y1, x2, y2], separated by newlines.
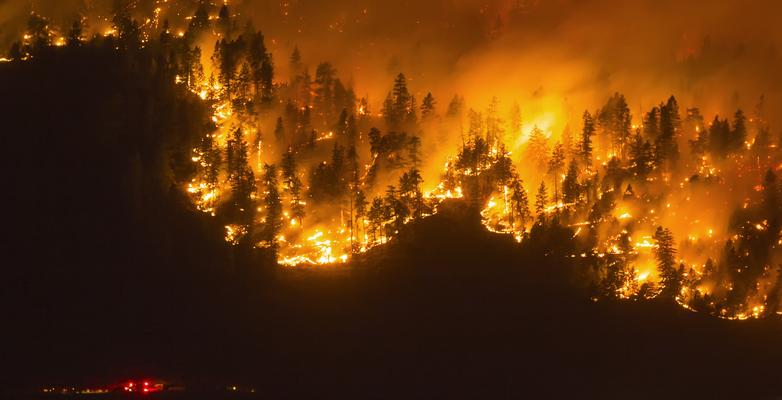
[18, 0, 771, 321]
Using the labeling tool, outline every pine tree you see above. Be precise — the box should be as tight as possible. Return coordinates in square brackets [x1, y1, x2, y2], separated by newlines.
[335, 109, 349, 138]
[314, 62, 336, 121]
[643, 106, 660, 139]
[383, 186, 408, 237]
[237, 61, 253, 99]
[731, 109, 747, 152]
[654, 226, 680, 299]
[354, 190, 368, 244]
[535, 181, 548, 216]
[218, 3, 233, 38]
[111, 7, 140, 50]
[548, 143, 566, 202]
[629, 132, 653, 179]
[599, 93, 632, 159]
[281, 149, 305, 226]
[289, 46, 303, 82]
[407, 95, 418, 126]
[25, 13, 50, 53]
[187, 47, 206, 91]
[603, 232, 636, 298]
[368, 197, 385, 242]
[407, 135, 422, 169]
[188, 1, 211, 35]
[467, 109, 484, 139]
[655, 96, 681, 169]
[66, 18, 85, 47]
[764, 265, 782, 317]
[510, 176, 531, 230]
[580, 110, 596, 168]
[226, 129, 255, 226]
[382, 73, 412, 128]
[446, 95, 464, 119]
[562, 159, 580, 204]
[200, 133, 222, 201]
[262, 164, 283, 248]
[248, 30, 274, 104]
[527, 125, 550, 173]
[274, 117, 285, 143]
[399, 169, 423, 218]
[486, 96, 503, 145]
[707, 116, 731, 156]
[421, 92, 437, 120]
[346, 115, 358, 147]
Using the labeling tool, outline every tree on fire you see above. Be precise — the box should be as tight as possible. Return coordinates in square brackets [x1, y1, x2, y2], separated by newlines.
[224, 128, 256, 227]
[548, 143, 566, 202]
[602, 231, 637, 298]
[597, 93, 632, 160]
[526, 125, 550, 173]
[509, 176, 531, 232]
[580, 110, 596, 168]
[11, 1, 782, 323]
[281, 149, 306, 226]
[562, 159, 581, 204]
[309, 142, 348, 202]
[421, 92, 437, 121]
[261, 164, 283, 249]
[654, 226, 681, 300]
[534, 181, 549, 218]
[383, 73, 416, 130]
[653, 96, 681, 170]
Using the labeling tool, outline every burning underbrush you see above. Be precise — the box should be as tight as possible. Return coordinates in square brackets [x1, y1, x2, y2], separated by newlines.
[6, 2, 782, 322]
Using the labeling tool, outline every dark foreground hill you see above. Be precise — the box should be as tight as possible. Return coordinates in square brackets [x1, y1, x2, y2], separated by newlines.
[2, 47, 782, 399]
[6, 199, 782, 398]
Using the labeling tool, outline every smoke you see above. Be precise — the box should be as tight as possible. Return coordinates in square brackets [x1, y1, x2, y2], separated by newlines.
[4, 0, 781, 127]
[227, 0, 782, 131]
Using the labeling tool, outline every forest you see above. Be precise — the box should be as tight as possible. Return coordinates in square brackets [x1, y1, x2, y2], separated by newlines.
[3, 0, 782, 397]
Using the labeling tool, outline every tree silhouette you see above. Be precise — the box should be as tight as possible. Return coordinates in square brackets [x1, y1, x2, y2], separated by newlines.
[261, 164, 283, 249]
[548, 143, 566, 202]
[654, 226, 680, 300]
[421, 92, 437, 120]
[281, 149, 305, 226]
[562, 159, 580, 204]
[526, 125, 550, 173]
[510, 176, 531, 231]
[580, 110, 596, 168]
[535, 181, 549, 217]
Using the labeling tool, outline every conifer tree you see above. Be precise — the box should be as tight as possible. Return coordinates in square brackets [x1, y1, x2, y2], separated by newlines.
[274, 117, 285, 143]
[535, 181, 549, 216]
[562, 159, 580, 204]
[446, 95, 464, 119]
[527, 125, 550, 173]
[509, 176, 531, 230]
[262, 164, 283, 248]
[654, 226, 680, 299]
[281, 149, 305, 226]
[548, 143, 566, 202]
[580, 110, 596, 168]
[421, 92, 437, 120]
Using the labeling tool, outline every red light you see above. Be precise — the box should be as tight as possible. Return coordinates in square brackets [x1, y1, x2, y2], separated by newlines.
[129, 382, 134, 387]
[143, 388, 149, 393]
[144, 381, 149, 386]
